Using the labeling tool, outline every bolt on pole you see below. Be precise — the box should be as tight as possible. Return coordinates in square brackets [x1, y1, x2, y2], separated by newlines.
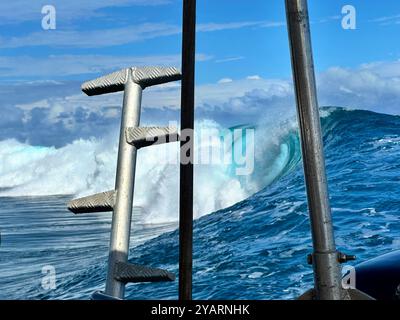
[285, 0, 344, 300]
[179, 0, 196, 301]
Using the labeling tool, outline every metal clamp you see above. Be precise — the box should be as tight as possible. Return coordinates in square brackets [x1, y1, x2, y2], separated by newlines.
[307, 251, 356, 265]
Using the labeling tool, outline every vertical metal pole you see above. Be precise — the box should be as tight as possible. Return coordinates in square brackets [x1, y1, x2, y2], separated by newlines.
[285, 0, 343, 300]
[179, 0, 196, 301]
[105, 75, 142, 299]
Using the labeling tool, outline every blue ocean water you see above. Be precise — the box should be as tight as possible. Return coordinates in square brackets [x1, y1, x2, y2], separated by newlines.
[0, 107, 399, 300]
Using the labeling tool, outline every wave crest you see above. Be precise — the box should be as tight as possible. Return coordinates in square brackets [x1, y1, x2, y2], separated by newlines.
[0, 117, 303, 222]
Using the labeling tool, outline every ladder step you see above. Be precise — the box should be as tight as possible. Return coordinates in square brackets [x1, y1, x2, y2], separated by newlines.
[68, 190, 116, 214]
[91, 291, 121, 300]
[82, 66, 181, 96]
[114, 262, 175, 283]
[125, 127, 179, 149]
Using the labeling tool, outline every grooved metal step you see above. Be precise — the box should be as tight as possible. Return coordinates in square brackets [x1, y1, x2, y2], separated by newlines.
[82, 66, 182, 96]
[68, 190, 116, 214]
[125, 127, 179, 149]
[91, 291, 122, 300]
[114, 262, 175, 283]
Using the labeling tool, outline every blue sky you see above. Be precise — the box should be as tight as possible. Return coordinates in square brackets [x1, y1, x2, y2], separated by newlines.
[1, 0, 400, 146]
[1, 0, 400, 82]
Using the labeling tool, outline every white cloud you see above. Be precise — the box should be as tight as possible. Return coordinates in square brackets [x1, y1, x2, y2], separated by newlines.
[246, 75, 262, 80]
[197, 20, 284, 32]
[150, 62, 400, 123]
[0, 53, 212, 78]
[0, 0, 170, 24]
[369, 14, 400, 25]
[215, 56, 244, 63]
[196, 78, 291, 108]
[150, 61, 400, 115]
[314, 15, 341, 24]
[10, 60, 400, 118]
[8, 75, 293, 122]
[0, 20, 284, 49]
[2, 60, 400, 147]
[218, 78, 233, 84]
[317, 62, 400, 114]
[0, 23, 181, 49]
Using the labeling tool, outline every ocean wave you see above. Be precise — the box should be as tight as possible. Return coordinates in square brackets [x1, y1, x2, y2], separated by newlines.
[2, 107, 396, 223]
[1, 107, 399, 300]
[0, 116, 302, 222]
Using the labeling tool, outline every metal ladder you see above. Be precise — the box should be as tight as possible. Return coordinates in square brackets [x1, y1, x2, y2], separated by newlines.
[66, 0, 196, 300]
[68, 67, 182, 300]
